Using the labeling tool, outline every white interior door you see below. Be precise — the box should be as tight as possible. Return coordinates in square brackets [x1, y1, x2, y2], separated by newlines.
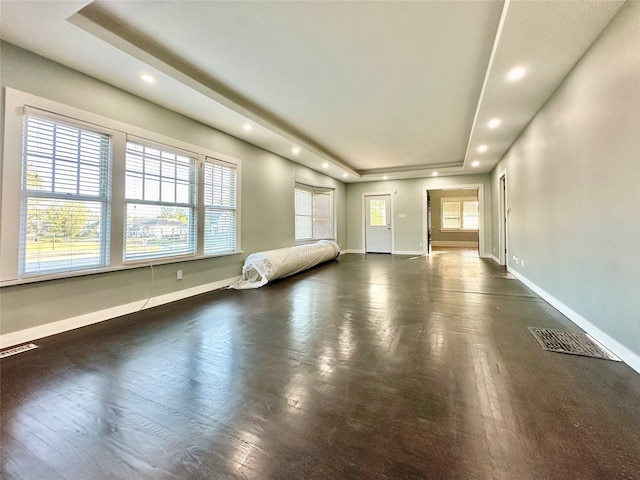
[365, 195, 391, 253]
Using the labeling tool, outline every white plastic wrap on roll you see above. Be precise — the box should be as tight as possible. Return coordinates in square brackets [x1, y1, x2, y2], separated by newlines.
[230, 240, 340, 289]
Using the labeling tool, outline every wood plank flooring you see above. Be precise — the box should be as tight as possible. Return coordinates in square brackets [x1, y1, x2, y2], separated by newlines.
[2, 249, 640, 479]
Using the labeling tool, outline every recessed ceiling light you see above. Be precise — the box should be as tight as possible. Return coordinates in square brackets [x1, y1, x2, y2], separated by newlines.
[472, 160, 480, 167]
[322, 162, 329, 169]
[140, 74, 155, 84]
[477, 145, 488, 152]
[291, 147, 301, 155]
[488, 118, 501, 129]
[243, 123, 252, 132]
[507, 66, 526, 81]
[383, 175, 388, 180]
[432, 172, 438, 177]
[342, 173, 348, 178]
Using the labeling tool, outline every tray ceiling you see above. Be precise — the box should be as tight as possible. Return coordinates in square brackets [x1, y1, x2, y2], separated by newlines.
[0, 0, 624, 181]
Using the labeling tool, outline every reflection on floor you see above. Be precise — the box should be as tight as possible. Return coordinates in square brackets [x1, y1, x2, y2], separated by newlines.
[2, 249, 639, 479]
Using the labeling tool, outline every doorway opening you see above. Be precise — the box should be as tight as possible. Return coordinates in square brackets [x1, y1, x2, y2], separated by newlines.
[498, 172, 508, 266]
[423, 184, 484, 257]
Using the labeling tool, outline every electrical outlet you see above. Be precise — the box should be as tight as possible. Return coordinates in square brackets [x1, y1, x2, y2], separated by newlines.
[419, 242, 423, 247]
[177, 270, 183, 280]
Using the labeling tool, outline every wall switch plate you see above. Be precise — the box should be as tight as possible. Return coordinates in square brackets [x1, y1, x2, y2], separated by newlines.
[177, 270, 183, 280]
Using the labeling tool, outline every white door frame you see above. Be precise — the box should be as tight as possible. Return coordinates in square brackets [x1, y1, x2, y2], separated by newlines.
[498, 170, 508, 266]
[362, 191, 394, 253]
[422, 183, 485, 256]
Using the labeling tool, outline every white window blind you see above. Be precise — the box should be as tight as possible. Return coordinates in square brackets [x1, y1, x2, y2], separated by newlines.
[442, 201, 461, 230]
[462, 200, 479, 230]
[20, 114, 111, 276]
[442, 198, 478, 231]
[204, 158, 237, 254]
[124, 141, 196, 261]
[295, 188, 313, 240]
[314, 191, 333, 239]
[295, 186, 334, 241]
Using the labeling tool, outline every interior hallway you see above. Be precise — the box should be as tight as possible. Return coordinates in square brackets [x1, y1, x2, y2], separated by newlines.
[1, 249, 639, 480]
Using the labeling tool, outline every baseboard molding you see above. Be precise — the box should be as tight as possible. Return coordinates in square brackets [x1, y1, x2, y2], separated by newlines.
[508, 268, 640, 375]
[393, 250, 424, 255]
[488, 254, 500, 264]
[341, 249, 364, 254]
[431, 241, 478, 248]
[0, 276, 240, 349]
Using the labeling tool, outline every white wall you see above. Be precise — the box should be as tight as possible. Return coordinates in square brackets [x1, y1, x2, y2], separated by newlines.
[491, 1, 640, 368]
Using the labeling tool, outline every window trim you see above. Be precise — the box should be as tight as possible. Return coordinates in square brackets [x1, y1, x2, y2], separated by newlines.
[440, 196, 479, 232]
[1, 88, 242, 285]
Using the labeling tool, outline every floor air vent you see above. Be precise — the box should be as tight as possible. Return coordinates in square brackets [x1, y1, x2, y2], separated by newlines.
[528, 327, 620, 361]
[0, 343, 38, 359]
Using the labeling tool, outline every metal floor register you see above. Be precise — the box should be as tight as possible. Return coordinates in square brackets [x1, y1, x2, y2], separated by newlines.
[528, 327, 620, 361]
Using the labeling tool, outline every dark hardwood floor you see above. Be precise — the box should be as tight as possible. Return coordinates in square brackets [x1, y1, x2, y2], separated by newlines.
[2, 249, 640, 480]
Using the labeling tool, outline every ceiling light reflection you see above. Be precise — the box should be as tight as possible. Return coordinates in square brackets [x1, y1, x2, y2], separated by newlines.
[507, 66, 526, 81]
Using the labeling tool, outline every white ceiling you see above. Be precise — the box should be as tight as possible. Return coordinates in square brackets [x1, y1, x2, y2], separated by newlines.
[0, 0, 625, 182]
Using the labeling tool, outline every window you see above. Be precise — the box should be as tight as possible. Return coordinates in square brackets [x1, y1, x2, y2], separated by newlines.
[369, 199, 387, 226]
[20, 113, 111, 276]
[294, 186, 334, 241]
[1, 89, 242, 283]
[204, 158, 237, 254]
[124, 141, 197, 261]
[295, 188, 313, 240]
[441, 198, 478, 231]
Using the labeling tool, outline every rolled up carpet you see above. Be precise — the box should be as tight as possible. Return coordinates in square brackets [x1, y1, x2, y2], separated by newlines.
[229, 240, 340, 289]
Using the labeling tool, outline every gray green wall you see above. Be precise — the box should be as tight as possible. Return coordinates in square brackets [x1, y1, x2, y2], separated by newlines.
[0, 41, 346, 336]
[491, 1, 640, 362]
[346, 175, 491, 254]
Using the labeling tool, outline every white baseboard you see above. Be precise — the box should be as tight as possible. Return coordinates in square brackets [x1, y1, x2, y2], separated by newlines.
[487, 254, 500, 263]
[431, 241, 478, 248]
[0, 276, 240, 349]
[343, 250, 425, 255]
[393, 250, 424, 255]
[509, 268, 640, 375]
